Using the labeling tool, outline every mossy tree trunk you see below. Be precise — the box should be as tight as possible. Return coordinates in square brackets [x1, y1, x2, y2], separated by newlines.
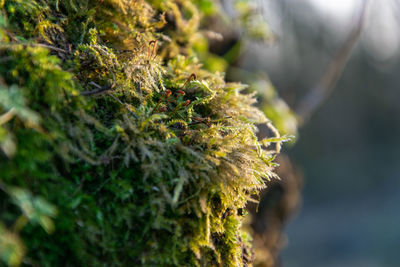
[0, 1, 284, 266]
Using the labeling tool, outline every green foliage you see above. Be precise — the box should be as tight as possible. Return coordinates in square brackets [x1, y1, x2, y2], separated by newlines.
[0, 0, 286, 266]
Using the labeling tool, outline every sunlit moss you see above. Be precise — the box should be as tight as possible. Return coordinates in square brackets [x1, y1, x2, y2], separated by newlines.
[0, 0, 284, 265]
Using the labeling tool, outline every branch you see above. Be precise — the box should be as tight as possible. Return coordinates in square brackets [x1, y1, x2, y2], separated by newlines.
[296, 0, 370, 123]
[81, 70, 116, 96]
[0, 42, 69, 54]
[35, 43, 69, 54]
[81, 82, 112, 96]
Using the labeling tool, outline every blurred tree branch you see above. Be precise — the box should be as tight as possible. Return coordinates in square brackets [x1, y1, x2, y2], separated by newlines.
[296, 0, 370, 123]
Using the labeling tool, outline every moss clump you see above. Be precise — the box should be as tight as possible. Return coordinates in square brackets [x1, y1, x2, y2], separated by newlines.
[0, 0, 282, 266]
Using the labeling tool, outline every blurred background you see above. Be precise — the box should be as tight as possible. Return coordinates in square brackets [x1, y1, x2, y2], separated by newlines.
[236, 0, 400, 266]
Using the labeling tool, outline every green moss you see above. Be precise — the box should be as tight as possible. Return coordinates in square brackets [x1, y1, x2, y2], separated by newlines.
[0, 0, 284, 266]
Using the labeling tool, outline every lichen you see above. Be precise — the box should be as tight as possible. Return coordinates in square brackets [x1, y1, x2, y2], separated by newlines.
[0, 1, 284, 266]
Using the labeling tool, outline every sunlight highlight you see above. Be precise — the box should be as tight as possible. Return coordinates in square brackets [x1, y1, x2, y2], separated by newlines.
[308, 0, 360, 18]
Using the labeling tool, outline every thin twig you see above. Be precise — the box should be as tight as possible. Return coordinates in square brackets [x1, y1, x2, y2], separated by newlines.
[81, 69, 116, 96]
[81, 83, 111, 96]
[0, 42, 68, 54]
[296, 0, 370, 123]
[107, 92, 123, 105]
[107, 93, 139, 118]
[35, 43, 68, 54]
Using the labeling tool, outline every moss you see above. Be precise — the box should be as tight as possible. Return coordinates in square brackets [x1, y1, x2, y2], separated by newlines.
[0, 0, 284, 266]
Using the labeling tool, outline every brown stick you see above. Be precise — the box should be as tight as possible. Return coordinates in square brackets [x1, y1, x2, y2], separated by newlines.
[81, 70, 116, 96]
[81, 82, 111, 96]
[296, 0, 370, 123]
